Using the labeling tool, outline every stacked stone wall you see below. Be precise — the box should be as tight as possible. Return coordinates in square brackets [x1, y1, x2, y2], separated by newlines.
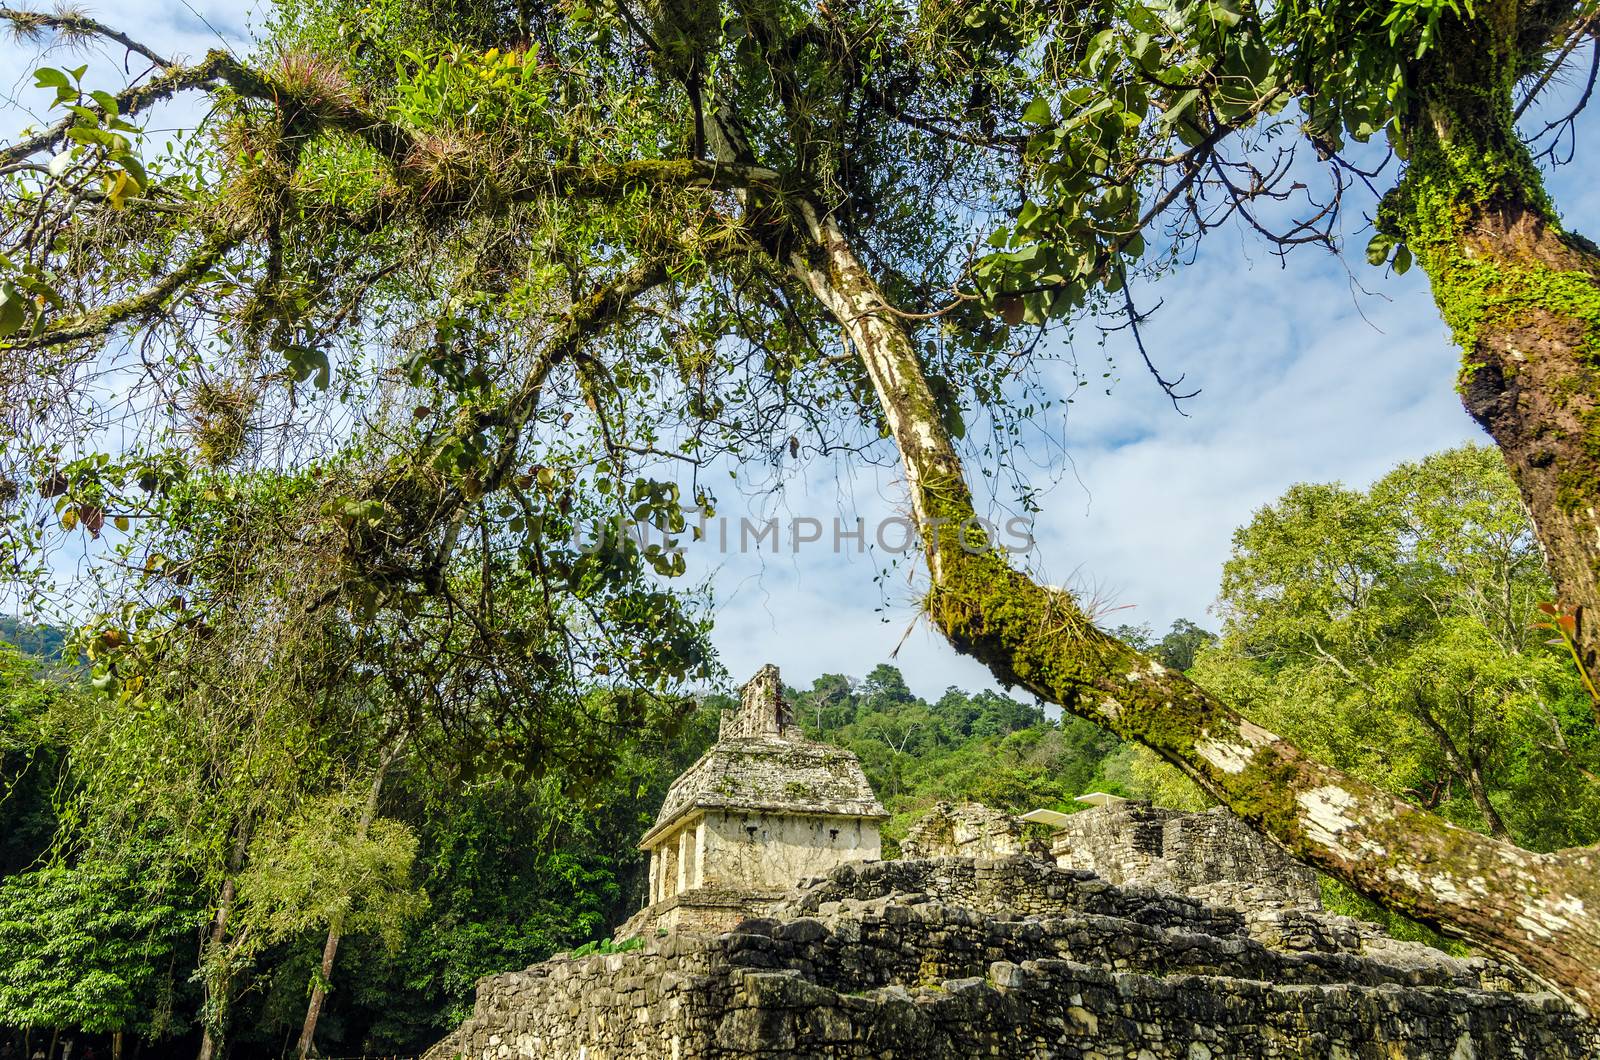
[899, 801, 1050, 861]
[779, 857, 1249, 938]
[1147, 808, 1321, 911]
[425, 858, 1597, 1059]
[1051, 802, 1321, 914]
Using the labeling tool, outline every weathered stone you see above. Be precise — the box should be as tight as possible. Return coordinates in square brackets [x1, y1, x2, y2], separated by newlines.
[423, 857, 1598, 1058]
[423, 676, 1598, 1057]
[901, 801, 1054, 862]
[620, 666, 888, 941]
[1048, 800, 1321, 915]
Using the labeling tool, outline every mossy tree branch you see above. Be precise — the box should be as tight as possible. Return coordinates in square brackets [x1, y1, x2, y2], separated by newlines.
[337, 227, 752, 600]
[0, 5, 174, 68]
[0, 38, 781, 210]
[775, 187, 1600, 1011]
[1380, 0, 1600, 693]
[1, 227, 241, 351]
[0, 49, 237, 167]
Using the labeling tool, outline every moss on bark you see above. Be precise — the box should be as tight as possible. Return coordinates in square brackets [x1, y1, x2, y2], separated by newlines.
[1375, 0, 1600, 684]
[779, 193, 1600, 1009]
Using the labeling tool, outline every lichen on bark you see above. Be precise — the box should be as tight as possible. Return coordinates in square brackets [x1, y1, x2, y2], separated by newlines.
[775, 188, 1600, 1011]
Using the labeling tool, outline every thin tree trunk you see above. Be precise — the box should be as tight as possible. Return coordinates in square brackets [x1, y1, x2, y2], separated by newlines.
[294, 926, 342, 1060]
[196, 880, 233, 1060]
[294, 739, 404, 1060]
[1464, 759, 1511, 838]
[1412, 697, 1510, 838]
[1387, 0, 1600, 695]
[197, 826, 250, 1060]
[777, 192, 1600, 1009]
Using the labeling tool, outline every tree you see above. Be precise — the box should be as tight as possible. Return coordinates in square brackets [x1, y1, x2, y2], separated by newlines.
[800, 674, 854, 734]
[234, 776, 428, 1059]
[954, 0, 1600, 687]
[1196, 446, 1600, 849]
[1112, 619, 1216, 673]
[0, 619, 66, 660]
[1154, 619, 1216, 674]
[859, 664, 916, 712]
[275, 742, 415, 1060]
[22, 456, 708, 1057]
[0, 859, 198, 1050]
[0, 642, 67, 876]
[1, 0, 1597, 1006]
[791, 672, 1123, 841]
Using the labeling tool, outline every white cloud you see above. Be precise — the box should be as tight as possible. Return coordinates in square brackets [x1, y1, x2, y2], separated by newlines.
[698, 244, 1484, 697]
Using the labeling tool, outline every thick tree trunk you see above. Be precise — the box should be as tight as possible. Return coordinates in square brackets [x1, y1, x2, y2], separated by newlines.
[779, 195, 1600, 1009]
[1387, 0, 1600, 695]
[1419, 200, 1600, 692]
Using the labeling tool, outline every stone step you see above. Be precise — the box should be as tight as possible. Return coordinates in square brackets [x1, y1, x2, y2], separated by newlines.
[723, 897, 1491, 994]
[717, 960, 1594, 1059]
[423, 857, 1599, 1059]
[780, 856, 1252, 938]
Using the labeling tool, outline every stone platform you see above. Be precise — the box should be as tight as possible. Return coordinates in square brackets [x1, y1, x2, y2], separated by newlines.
[422, 857, 1598, 1058]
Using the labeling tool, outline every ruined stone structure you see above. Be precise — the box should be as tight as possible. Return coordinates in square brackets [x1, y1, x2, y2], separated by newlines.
[424, 667, 1598, 1058]
[1045, 798, 1323, 915]
[900, 800, 1051, 861]
[425, 857, 1598, 1058]
[909, 797, 1320, 919]
[616, 666, 886, 939]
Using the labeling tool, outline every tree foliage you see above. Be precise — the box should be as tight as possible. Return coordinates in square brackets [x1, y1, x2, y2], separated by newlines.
[0, 858, 198, 1038]
[1196, 445, 1600, 849]
[786, 667, 1127, 840]
[1, 0, 1599, 1007]
[0, 642, 68, 876]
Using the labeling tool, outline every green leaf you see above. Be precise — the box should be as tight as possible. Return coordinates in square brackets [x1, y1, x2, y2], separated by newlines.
[1159, 88, 1201, 127]
[1365, 233, 1393, 267]
[1084, 28, 1117, 71]
[1392, 243, 1413, 275]
[1022, 97, 1055, 126]
[65, 126, 113, 147]
[112, 152, 148, 191]
[1207, 0, 1244, 26]
[33, 67, 70, 91]
[0, 286, 24, 337]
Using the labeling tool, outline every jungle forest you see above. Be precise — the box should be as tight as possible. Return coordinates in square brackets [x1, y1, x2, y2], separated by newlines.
[0, 0, 1599, 1053]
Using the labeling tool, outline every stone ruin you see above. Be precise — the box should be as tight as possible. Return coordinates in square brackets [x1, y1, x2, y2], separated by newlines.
[425, 666, 1600, 1059]
[615, 665, 887, 939]
[900, 799, 1053, 862]
[1042, 794, 1322, 915]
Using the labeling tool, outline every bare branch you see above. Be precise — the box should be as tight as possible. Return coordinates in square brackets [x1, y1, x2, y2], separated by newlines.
[0, 5, 174, 68]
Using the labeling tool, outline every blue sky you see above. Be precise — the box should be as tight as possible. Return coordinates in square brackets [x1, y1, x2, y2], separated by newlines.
[4, 2, 1596, 698]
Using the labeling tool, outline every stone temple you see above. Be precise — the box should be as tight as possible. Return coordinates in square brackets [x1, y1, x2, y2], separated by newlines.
[619, 665, 887, 938]
[426, 666, 1599, 1059]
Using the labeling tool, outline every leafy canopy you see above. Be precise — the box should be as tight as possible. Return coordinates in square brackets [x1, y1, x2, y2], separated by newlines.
[1196, 445, 1600, 849]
